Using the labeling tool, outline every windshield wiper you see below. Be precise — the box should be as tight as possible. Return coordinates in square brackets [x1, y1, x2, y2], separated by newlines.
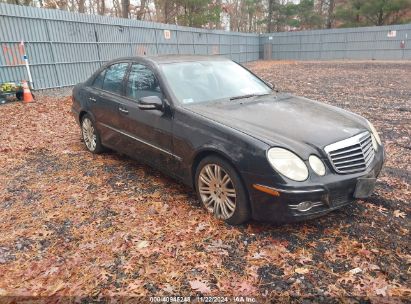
[229, 93, 271, 101]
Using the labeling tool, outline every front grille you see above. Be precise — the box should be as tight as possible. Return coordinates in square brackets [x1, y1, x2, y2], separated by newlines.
[324, 131, 375, 174]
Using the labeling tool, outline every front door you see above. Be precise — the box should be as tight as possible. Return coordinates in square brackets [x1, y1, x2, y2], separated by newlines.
[117, 63, 177, 170]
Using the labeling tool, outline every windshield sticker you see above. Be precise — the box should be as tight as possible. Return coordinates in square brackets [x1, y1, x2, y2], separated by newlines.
[183, 98, 194, 103]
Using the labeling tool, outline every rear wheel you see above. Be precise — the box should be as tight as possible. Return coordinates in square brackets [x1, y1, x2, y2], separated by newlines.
[195, 156, 250, 225]
[81, 114, 104, 154]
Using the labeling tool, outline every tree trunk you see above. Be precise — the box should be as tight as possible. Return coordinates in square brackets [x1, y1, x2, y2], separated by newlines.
[58, 1, 68, 10]
[267, 0, 275, 33]
[377, 8, 384, 25]
[248, 11, 253, 33]
[78, 0, 85, 13]
[122, 0, 129, 18]
[88, 0, 94, 14]
[99, 0, 105, 15]
[326, 0, 335, 28]
[113, 0, 121, 17]
[136, 0, 146, 20]
[215, 0, 222, 30]
[153, 0, 165, 23]
[317, 0, 324, 14]
[164, 1, 174, 23]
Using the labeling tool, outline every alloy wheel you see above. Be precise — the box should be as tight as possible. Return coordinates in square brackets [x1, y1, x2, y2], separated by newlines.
[198, 164, 237, 219]
[82, 117, 97, 152]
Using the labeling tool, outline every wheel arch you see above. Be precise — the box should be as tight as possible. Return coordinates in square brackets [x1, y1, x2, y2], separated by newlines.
[79, 110, 88, 123]
[191, 148, 247, 191]
[79, 110, 97, 125]
[191, 148, 252, 224]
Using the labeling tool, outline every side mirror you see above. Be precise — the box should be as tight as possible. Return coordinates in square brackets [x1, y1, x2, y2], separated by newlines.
[138, 96, 163, 111]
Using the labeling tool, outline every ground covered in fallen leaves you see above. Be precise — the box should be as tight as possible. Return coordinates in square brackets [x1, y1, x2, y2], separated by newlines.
[0, 61, 410, 302]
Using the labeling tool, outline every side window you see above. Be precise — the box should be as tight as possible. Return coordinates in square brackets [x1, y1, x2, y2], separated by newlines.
[126, 64, 162, 101]
[92, 69, 106, 89]
[102, 63, 129, 94]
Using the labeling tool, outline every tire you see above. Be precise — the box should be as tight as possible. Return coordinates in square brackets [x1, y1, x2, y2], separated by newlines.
[195, 155, 250, 225]
[81, 114, 104, 154]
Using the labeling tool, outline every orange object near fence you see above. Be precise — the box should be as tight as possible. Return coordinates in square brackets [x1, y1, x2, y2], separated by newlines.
[21, 80, 34, 103]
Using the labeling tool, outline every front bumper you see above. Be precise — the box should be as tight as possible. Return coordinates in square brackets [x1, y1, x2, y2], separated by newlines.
[243, 147, 384, 223]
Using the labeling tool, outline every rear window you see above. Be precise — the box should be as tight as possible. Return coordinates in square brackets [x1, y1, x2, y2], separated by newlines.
[102, 63, 129, 94]
[92, 69, 105, 89]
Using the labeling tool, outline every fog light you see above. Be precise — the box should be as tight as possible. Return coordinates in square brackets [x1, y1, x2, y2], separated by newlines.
[289, 201, 323, 212]
[297, 201, 312, 212]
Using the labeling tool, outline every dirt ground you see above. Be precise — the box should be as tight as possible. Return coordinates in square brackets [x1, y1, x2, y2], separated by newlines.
[0, 61, 410, 302]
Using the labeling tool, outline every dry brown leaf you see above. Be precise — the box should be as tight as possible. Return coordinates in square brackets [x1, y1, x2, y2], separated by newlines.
[375, 285, 388, 296]
[349, 267, 362, 275]
[295, 267, 310, 274]
[189, 280, 211, 293]
[0, 289, 8, 296]
[234, 281, 257, 295]
[136, 240, 149, 249]
[377, 206, 388, 215]
[126, 280, 144, 292]
[195, 223, 208, 233]
[393, 210, 406, 218]
[162, 284, 174, 293]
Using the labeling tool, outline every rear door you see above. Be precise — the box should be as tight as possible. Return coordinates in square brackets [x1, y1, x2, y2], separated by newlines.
[117, 63, 177, 169]
[83, 67, 105, 119]
[88, 62, 130, 148]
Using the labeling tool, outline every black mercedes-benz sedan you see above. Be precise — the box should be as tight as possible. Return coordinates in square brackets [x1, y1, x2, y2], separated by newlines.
[72, 55, 384, 225]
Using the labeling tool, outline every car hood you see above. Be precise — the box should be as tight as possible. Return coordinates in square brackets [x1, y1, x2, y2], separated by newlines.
[183, 94, 369, 158]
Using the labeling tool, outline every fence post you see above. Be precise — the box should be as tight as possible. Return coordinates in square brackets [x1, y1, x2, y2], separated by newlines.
[127, 26, 133, 56]
[153, 27, 159, 55]
[319, 32, 322, 60]
[218, 32, 221, 57]
[402, 32, 407, 60]
[176, 29, 181, 55]
[230, 34, 232, 60]
[299, 33, 302, 60]
[93, 23, 102, 67]
[344, 32, 348, 60]
[206, 30, 209, 56]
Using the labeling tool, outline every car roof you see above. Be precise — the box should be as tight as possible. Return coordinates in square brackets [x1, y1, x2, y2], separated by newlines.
[106, 55, 231, 65]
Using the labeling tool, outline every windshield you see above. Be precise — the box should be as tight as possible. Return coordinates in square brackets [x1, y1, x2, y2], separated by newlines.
[160, 60, 272, 104]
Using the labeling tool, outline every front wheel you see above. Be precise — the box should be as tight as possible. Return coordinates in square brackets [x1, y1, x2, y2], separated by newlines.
[195, 156, 250, 225]
[81, 114, 104, 154]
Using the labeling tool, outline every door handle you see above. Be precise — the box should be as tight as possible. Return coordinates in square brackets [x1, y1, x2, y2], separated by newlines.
[89, 97, 96, 102]
[119, 107, 129, 114]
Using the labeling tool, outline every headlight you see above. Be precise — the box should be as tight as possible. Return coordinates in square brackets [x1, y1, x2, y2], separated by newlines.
[308, 155, 326, 176]
[367, 120, 381, 145]
[267, 148, 308, 182]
